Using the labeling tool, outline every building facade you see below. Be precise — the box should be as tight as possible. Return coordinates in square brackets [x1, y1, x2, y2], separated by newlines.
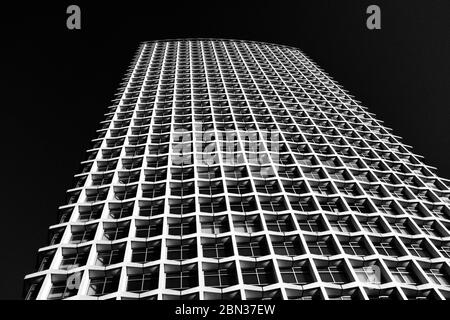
[24, 39, 450, 300]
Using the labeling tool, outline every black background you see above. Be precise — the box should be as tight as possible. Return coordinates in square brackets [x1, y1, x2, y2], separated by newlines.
[1, 0, 449, 299]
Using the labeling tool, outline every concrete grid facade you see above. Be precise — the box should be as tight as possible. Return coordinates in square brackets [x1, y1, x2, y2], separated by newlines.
[24, 39, 450, 300]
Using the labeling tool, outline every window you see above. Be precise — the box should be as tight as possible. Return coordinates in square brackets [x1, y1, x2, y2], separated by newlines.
[327, 170, 348, 181]
[200, 197, 227, 213]
[226, 180, 253, 194]
[203, 264, 238, 288]
[144, 168, 167, 182]
[96, 247, 125, 266]
[365, 186, 384, 198]
[377, 202, 398, 215]
[424, 267, 450, 286]
[169, 198, 196, 215]
[352, 171, 372, 183]
[85, 188, 109, 202]
[280, 264, 313, 285]
[320, 199, 345, 213]
[373, 240, 401, 257]
[229, 196, 257, 212]
[170, 182, 195, 196]
[197, 166, 222, 179]
[135, 219, 163, 238]
[390, 266, 420, 285]
[340, 239, 369, 256]
[198, 181, 224, 195]
[297, 215, 327, 232]
[317, 265, 349, 284]
[35, 252, 53, 273]
[78, 205, 104, 221]
[139, 200, 165, 217]
[390, 219, 414, 235]
[49, 227, 65, 245]
[118, 170, 140, 184]
[237, 237, 269, 257]
[290, 197, 316, 212]
[405, 241, 432, 258]
[271, 237, 304, 256]
[295, 155, 315, 165]
[167, 240, 197, 261]
[91, 173, 113, 186]
[420, 223, 441, 237]
[348, 200, 373, 214]
[402, 203, 422, 217]
[359, 218, 384, 234]
[168, 218, 196, 236]
[70, 225, 97, 244]
[57, 207, 74, 223]
[88, 270, 121, 296]
[250, 165, 275, 178]
[260, 196, 287, 212]
[342, 159, 361, 169]
[277, 166, 301, 179]
[127, 267, 159, 293]
[171, 167, 194, 180]
[255, 180, 281, 194]
[241, 262, 276, 286]
[233, 216, 262, 233]
[142, 183, 166, 198]
[414, 190, 432, 202]
[165, 264, 198, 290]
[131, 241, 161, 263]
[121, 158, 143, 171]
[125, 145, 146, 156]
[265, 214, 295, 232]
[97, 160, 117, 172]
[378, 174, 395, 184]
[147, 156, 168, 168]
[354, 266, 381, 284]
[329, 217, 355, 232]
[47, 273, 82, 300]
[103, 223, 130, 241]
[24, 278, 44, 300]
[321, 157, 340, 167]
[60, 249, 90, 270]
[307, 238, 337, 256]
[337, 183, 359, 196]
[202, 238, 233, 258]
[223, 166, 248, 179]
[282, 180, 308, 194]
[436, 242, 450, 258]
[430, 206, 449, 219]
[303, 168, 326, 180]
[311, 182, 334, 195]
[201, 217, 230, 234]
[108, 203, 134, 219]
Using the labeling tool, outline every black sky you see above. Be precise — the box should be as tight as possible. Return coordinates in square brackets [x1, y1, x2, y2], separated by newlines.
[1, 0, 449, 299]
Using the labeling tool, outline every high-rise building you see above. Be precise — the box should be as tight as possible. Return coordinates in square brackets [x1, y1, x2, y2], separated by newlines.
[24, 39, 450, 300]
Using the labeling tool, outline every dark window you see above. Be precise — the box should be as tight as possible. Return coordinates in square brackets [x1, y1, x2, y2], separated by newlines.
[88, 271, 121, 296]
[127, 268, 159, 293]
